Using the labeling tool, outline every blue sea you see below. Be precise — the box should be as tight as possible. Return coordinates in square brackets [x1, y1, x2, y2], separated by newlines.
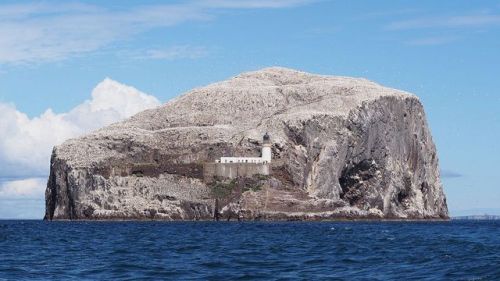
[0, 220, 499, 280]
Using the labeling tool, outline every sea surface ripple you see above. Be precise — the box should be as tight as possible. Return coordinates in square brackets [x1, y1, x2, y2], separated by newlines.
[0, 220, 499, 280]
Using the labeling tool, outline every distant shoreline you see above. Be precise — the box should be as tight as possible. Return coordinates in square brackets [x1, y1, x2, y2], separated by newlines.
[451, 214, 500, 220]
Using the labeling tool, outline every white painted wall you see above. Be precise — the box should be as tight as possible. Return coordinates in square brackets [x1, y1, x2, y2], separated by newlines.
[216, 136, 272, 164]
[219, 157, 266, 164]
[261, 144, 272, 162]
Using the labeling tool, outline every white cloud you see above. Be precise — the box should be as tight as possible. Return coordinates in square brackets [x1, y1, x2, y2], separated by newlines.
[387, 13, 500, 30]
[0, 79, 160, 218]
[0, 4, 206, 64]
[0, 79, 161, 177]
[200, 0, 316, 9]
[0, 177, 45, 218]
[67, 78, 160, 129]
[406, 36, 458, 46]
[0, 2, 100, 20]
[0, 178, 46, 199]
[131, 45, 209, 60]
[0, 1, 315, 64]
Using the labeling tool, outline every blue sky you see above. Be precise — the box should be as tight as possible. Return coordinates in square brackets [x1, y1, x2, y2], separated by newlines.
[0, 0, 499, 218]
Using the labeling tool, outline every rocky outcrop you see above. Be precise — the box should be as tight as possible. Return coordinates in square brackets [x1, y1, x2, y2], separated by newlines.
[44, 67, 448, 221]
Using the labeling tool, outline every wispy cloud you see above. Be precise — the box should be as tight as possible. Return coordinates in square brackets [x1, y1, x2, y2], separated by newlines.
[387, 13, 500, 30]
[354, 8, 421, 21]
[441, 169, 464, 179]
[200, 0, 316, 9]
[0, 178, 46, 199]
[301, 26, 339, 37]
[0, 3, 207, 64]
[0, 2, 100, 20]
[406, 36, 458, 46]
[0, 1, 315, 64]
[131, 45, 209, 60]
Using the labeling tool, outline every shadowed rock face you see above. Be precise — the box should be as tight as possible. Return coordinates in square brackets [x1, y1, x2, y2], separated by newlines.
[44, 67, 448, 221]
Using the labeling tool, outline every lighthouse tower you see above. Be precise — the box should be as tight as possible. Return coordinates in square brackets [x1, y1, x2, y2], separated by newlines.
[261, 132, 272, 163]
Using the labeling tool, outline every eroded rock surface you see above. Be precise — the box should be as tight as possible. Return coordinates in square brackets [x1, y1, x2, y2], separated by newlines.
[44, 67, 448, 220]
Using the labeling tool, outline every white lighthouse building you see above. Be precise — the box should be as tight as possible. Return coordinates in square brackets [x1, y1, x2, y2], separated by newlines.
[205, 133, 272, 180]
[216, 133, 272, 164]
[261, 132, 272, 163]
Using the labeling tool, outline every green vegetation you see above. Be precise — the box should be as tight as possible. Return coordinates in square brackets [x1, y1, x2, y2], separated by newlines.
[241, 175, 267, 192]
[209, 175, 268, 199]
[209, 178, 237, 199]
[248, 183, 262, 192]
[255, 174, 270, 181]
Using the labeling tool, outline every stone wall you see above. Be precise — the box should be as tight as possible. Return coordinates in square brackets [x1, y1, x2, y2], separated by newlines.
[204, 162, 269, 182]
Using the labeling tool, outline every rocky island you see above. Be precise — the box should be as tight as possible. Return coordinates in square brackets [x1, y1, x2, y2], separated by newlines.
[44, 67, 448, 221]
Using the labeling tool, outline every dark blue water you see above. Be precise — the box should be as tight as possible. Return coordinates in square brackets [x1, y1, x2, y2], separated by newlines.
[0, 221, 499, 280]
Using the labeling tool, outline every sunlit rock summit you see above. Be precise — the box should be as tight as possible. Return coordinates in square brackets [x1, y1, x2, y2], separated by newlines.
[44, 67, 448, 221]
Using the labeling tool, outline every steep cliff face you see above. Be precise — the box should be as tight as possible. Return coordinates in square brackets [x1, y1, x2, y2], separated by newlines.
[44, 67, 448, 221]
